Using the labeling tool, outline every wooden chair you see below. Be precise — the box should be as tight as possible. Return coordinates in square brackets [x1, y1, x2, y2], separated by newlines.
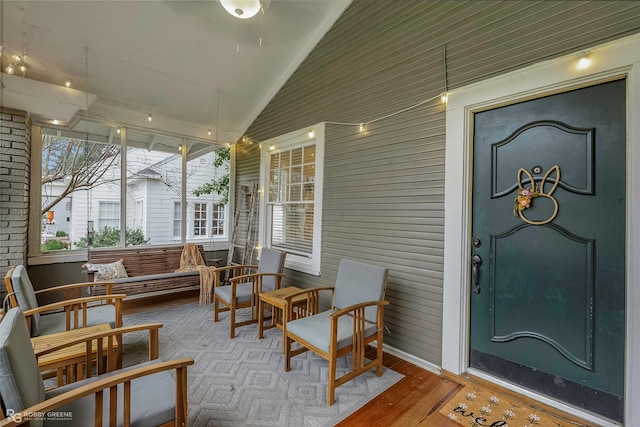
[213, 248, 286, 338]
[3, 265, 124, 338]
[283, 259, 389, 405]
[0, 307, 193, 427]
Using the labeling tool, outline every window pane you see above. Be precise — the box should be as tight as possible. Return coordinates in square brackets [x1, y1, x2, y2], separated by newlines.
[173, 202, 181, 238]
[126, 146, 181, 246]
[40, 133, 121, 250]
[270, 203, 314, 256]
[187, 149, 229, 241]
[193, 203, 207, 236]
[267, 143, 316, 257]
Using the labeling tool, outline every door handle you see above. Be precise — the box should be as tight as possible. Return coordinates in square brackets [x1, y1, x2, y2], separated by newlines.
[471, 254, 482, 294]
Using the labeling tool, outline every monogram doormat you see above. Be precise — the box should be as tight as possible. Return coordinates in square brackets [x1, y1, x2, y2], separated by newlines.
[439, 385, 578, 427]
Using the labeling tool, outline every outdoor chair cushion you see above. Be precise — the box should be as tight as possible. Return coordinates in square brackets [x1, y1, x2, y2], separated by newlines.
[10, 265, 42, 335]
[214, 282, 254, 304]
[286, 309, 378, 353]
[37, 304, 116, 336]
[44, 360, 175, 427]
[0, 308, 46, 427]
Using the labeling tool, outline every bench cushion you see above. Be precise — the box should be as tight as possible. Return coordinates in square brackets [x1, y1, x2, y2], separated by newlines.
[44, 360, 175, 427]
[110, 270, 198, 285]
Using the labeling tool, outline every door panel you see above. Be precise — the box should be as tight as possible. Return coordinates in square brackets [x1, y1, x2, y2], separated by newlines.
[470, 79, 626, 421]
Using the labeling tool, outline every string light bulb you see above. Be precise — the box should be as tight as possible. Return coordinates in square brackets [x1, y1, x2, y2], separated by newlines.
[117, 128, 121, 134]
[359, 123, 365, 133]
[148, 114, 153, 122]
[208, 129, 212, 136]
[577, 53, 591, 70]
[308, 129, 315, 138]
[19, 63, 26, 75]
[440, 92, 449, 104]
[65, 79, 72, 88]
[5, 63, 15, 75]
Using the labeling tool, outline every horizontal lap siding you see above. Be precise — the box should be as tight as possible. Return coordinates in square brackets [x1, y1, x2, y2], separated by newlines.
[237, 1, 640, 365]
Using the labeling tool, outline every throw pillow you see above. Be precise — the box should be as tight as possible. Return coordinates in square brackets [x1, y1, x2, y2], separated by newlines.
[84, 259, 128, 281]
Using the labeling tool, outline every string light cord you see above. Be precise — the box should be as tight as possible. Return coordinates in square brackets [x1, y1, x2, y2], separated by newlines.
[325, 93, 441, 127]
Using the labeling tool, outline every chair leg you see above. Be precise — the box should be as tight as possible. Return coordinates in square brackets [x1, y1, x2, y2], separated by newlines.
[229, 304, 236, 339]
[328, 356, 337, 405]
[284, 336, 292, 372]
[376, 340, 384, 376]
[213, 298, 220, 322]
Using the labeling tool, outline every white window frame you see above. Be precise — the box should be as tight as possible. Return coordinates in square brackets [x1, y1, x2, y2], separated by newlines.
[173, 202, 181, 238]
[212, 203, 226, 237]
[193, 202, 208, 237]
[259, 122, 324, 275]
[98, 201, 120, 231]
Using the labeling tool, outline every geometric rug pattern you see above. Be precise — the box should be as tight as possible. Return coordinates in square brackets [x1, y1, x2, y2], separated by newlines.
[122, 302, 403, 427]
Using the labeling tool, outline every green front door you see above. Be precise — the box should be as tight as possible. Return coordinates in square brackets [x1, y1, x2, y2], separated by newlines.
[470, 79, 626, 422]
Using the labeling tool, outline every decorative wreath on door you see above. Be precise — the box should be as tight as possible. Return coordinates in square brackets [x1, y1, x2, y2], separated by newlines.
[513, 165, 560, 225]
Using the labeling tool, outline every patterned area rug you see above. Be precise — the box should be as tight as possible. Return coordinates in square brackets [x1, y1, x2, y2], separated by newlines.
[440, 384, 573, 427]
[122, 302, 403, 427]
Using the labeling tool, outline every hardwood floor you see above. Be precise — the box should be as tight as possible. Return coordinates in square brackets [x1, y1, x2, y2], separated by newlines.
[123, 293, 599, 427]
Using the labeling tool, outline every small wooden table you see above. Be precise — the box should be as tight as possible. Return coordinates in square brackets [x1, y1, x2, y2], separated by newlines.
[31, 324, 117, 386]
[258, 286, 310, 353]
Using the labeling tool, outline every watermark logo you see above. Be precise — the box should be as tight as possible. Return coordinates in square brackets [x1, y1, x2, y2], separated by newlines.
[6, 409, 73, 422]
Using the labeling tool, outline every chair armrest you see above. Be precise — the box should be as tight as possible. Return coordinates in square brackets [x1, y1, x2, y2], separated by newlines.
[35, 323, 164, 381]
[34, 281, 115, 300]
[22, 294, 126, 316]
[229, 272, 284, 285]
[329, 300, 390, 319]
[283, 286, 334, 320]
[0, 358, 195, 427]
[213, 264, 258, 287]
[23, 294, 125, 332]
[35, 323, 163, 359]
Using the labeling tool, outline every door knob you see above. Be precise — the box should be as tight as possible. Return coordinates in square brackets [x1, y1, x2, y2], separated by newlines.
[471, 254, 482, 294]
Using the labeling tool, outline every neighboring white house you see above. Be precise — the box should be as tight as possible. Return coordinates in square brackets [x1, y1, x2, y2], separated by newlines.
[41, 146, 228, 250]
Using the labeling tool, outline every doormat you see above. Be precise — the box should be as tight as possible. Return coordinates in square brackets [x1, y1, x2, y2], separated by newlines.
[439, 384, 575, 427]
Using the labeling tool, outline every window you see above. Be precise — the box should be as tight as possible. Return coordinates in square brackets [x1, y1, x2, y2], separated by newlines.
[193, 203, 208, 237]
[259, 122, 324, 275]
[31, 123, 231, 258]
[173, 202, 181, 238]
[98, 201, 120, 230]
[212, 203, 225, 236]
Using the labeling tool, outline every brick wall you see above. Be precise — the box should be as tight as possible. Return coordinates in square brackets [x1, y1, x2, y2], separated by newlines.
[0, 107, 31, 300]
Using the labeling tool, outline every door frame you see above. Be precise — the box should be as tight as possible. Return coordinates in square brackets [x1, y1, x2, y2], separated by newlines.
[442, 33, 640, 426]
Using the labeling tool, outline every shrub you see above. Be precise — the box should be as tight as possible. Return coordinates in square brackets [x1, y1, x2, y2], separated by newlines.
[55, 231, 68, 237]
[75, 226, 149, 248]
[42, 240, 66, 251]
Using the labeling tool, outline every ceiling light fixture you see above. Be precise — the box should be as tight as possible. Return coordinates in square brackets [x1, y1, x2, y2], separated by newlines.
[220, 0, 262, 19]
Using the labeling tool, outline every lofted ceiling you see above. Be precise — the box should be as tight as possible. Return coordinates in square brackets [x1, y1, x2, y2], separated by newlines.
[0, 0, 352, 150]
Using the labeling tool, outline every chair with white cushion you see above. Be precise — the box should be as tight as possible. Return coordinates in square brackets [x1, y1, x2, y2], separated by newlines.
[283, 259, 389, 405]
[213, 248, 286, 338]
[0, 307, 193, 427]
[4, 265, 124, 338]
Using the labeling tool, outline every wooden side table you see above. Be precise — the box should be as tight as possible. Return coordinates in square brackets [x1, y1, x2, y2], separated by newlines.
[31, 323, 117, 387]
[258, 286, 310, 353]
